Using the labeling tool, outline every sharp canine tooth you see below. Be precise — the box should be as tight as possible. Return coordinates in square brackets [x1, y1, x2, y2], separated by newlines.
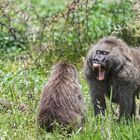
[93, 63, 100, 68]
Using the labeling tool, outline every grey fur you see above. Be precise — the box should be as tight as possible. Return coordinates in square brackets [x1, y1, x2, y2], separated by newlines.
[84, 36, 140, 119]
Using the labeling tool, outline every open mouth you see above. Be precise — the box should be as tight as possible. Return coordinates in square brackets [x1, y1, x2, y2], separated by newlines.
[93, 63, 105, 81]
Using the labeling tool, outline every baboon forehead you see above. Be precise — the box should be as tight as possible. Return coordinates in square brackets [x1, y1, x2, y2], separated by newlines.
[94, 42, 113, 52]
[94, 37, 122, 51]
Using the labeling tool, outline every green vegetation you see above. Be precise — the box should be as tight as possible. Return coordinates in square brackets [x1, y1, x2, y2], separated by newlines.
[0, 0, 140, 140]
[0, 0, 134, 65]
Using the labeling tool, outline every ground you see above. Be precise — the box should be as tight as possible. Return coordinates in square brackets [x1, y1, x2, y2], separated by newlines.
[0, 51, 140, 140]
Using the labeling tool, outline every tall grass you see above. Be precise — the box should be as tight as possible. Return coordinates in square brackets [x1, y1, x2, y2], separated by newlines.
[0, 51, 140, 140]
[0, 0, 140, 140]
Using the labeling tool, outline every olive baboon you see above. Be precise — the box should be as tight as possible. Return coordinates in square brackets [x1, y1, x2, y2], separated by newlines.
[37, 62, 86, 132]
[84, 36, 140, 119]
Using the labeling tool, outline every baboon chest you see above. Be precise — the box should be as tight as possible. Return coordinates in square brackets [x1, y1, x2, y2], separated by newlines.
[106, 78, 120, 103]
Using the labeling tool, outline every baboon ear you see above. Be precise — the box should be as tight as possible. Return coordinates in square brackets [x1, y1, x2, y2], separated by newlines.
[123, 52, 133, 62]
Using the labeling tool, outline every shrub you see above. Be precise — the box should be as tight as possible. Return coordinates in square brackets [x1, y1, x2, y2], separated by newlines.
[0, 0, 134, 65]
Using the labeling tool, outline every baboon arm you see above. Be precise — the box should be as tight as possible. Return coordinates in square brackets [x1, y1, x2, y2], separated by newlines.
[89, 81, 106, 116]
[92, 90, 106, 116]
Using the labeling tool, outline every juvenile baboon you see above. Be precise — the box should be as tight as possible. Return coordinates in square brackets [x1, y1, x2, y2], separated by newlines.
[37, 62, 86, 132]
[84, 36, 140, 119]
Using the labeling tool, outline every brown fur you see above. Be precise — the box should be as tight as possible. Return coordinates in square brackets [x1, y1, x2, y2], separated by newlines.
[37, 62, 86, 132]
[84, 36, 140, 119]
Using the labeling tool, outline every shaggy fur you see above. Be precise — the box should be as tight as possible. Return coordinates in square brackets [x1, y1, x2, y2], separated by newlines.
[37, 62, 86, 132]
[84, 36, 140, 119]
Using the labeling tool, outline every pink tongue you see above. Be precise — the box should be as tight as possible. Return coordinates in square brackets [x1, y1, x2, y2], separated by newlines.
[98, 71, 105, 81]
[93, 63, 105, 80]
[98, 65, 105, 81]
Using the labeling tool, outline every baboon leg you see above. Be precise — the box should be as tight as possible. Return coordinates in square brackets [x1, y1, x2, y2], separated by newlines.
[119, 94, 133, 119]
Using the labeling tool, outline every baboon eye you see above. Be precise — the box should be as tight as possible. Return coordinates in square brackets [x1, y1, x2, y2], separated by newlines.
[102, 51, 109, 55]
[96, 50, 109, 55]
[96, 50, 101, 54]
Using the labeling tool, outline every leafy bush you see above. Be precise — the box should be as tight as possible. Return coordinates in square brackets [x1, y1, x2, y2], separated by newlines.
[112, 1, 140, 46]
[1, 1, 140, 139]
[0, 0, 134, 64]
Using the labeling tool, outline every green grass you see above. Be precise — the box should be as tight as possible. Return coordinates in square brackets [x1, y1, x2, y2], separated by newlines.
[0, 51, 140, 140]
[0, 0, 139, 139]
